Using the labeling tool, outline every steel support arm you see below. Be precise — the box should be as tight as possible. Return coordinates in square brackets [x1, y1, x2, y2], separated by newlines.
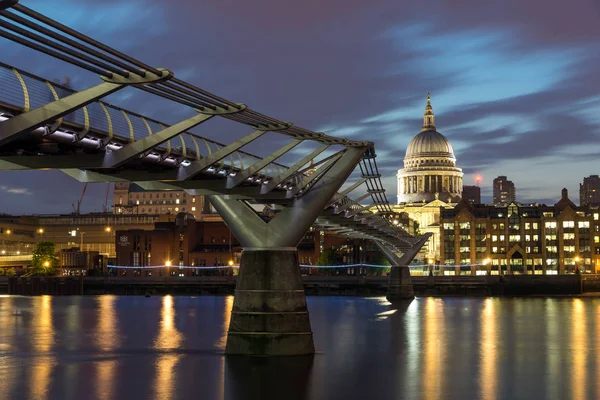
[261, 144, 329, 194]
[180, 129, 267, 180]
[287, 151, 344, 197]
[328, 177, 368, 206]
[227, 139, 302, 188]
[209, 147, 367, 249]
[105, 113, 213, 167]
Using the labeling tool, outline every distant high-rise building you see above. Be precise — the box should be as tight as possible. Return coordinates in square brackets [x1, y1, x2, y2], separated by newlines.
[580, 175, 600, 207]
[492, 176, 515, 205]
[462, 185, 481, 205]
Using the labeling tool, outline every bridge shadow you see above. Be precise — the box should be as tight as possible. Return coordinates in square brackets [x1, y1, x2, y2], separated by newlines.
[224, 355, 314, 400]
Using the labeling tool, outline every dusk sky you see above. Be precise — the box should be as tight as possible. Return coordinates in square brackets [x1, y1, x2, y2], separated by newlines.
[1, 0, 600, 214]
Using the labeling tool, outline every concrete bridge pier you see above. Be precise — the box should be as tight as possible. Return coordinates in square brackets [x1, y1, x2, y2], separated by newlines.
[375, 234, 431, 303]
[209, 147, 367, 356]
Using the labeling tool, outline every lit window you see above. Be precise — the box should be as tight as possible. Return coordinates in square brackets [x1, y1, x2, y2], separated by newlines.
[595, 213, 599, 221]
[578, 221, 590, 228]
[176, 199, 180, 204]
[192, 207, 196, 212]
[175, 207, 179, 212]
[192, 197, 196, 203]
[492, 235, 498, 242]
[563, 221, 574, 228]
[595, 236, 600, 244]
[136, 200, 140, 205]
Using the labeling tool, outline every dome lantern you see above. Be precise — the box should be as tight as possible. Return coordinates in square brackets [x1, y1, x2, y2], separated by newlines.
[422, 92, 436, 131]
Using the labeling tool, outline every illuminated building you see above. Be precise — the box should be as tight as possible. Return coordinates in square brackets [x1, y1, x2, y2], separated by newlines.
[580, 175, 600, 207]
[439, 189, 600, 275]
[492, 176, 516, 205]
[462, 185, 481, 205]
[397, 93, 463, 204]
[113, 182, 219, 220]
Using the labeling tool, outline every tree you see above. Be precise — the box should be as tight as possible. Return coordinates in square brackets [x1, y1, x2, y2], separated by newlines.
[31, 241, 58, 276]
[316, 248, 336, 266]
[5, 268, 16, 277]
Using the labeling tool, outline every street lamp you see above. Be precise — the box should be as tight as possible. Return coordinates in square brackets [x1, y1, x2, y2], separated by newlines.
[38, 228, 44, 234]
[228, 260, 234, 266]
[105, 226, 111, 233]
[44, 261, 50, 268]
[575, 256, 581, 274]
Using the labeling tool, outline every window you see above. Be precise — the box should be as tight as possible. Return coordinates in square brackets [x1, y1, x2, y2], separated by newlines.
[192, 207, 196, 212]
[595, 236, 600, 244]
[525, 223, 531, 230]
[525, 235, 531, 241]
[459, 222, 470, 230]
[492, 235, 498, 242]
[563, 233, 575, 240]
[563, 221, 574, 228]
[595, 213, 599, 221]
[136, 200, 140, 205]
[533, 223, 538, 229]
[443, 223, 454, 230]
[545, 222, 557, 229]
[579, 221, 590, 228]
[509, 235, 520, 242]
[176, 199, 180, 204]
[192, 197, 196, 203]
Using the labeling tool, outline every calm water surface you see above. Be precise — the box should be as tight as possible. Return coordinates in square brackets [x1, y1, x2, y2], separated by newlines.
[0, 295, 599, 400]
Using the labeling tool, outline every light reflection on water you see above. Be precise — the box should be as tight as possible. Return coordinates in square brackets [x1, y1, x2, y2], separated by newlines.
[1, 296, 600, 400]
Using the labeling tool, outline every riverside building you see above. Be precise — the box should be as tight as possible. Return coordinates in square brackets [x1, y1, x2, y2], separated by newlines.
[439, 189, 600, 275]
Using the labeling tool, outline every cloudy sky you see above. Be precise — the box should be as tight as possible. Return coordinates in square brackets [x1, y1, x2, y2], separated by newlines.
[1, 0, 599, 214]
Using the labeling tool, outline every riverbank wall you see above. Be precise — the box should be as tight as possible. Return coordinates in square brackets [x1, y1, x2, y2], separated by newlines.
[1, 274, 598, 296]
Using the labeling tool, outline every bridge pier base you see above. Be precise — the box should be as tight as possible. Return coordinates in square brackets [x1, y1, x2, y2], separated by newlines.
[226, 250, 314, 356]
[386, 265, 414, 302]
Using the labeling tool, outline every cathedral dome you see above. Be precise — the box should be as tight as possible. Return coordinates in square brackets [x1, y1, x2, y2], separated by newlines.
[397, 93, 463, 204]
[405, 130, 455, 160]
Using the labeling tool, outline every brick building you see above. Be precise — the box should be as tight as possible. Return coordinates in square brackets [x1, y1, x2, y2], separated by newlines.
[439, 189, 600, 275]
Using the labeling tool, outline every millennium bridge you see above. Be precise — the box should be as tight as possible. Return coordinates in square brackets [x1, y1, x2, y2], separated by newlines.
[0, 0, 430, 355]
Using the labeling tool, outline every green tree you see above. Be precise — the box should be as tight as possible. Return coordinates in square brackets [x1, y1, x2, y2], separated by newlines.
[31, 241, 58, 276]
[5, 268, 16, 277]
[316, 248, 336, 266]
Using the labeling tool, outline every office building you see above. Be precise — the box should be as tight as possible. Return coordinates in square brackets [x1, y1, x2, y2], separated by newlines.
[493, 176, 516, 205]
[462, 185, 481, 205]
[580, 175, 600, 207]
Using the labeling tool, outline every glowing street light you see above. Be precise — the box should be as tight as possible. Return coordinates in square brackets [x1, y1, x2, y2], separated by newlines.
[37, 228, 44, 234]
[228, 260, 234, 266]
[483, 257, 492, 265]
[44, 261, 50, 268]
[5, 229, 11, 234]
[165, 260, 172, 267]
[428, 259, 434, 265]
[105, 226, 112, 233]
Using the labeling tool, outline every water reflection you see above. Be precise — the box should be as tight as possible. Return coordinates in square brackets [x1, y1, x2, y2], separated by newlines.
[225, 356, 314, 400]
[545, 299, 560, 400]
[217, 295, 234, 400]
[480, 298, 498, 400]
[95, 296, 119, 400]
[30, 296, 54, 400]
[0, 296, 16, 400]
[2, 296, 600, 400]
[423, 298, 446, 400]
[153, 295, 183, 400]
[571, 299, 586, 400]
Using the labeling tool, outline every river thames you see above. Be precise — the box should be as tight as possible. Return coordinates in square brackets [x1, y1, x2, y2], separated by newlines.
[0, 295, 599, 400]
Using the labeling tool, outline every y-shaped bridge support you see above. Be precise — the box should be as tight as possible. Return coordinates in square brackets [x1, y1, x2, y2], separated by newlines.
[209, 147, 366, 356]
[375, 234, 431, 302]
